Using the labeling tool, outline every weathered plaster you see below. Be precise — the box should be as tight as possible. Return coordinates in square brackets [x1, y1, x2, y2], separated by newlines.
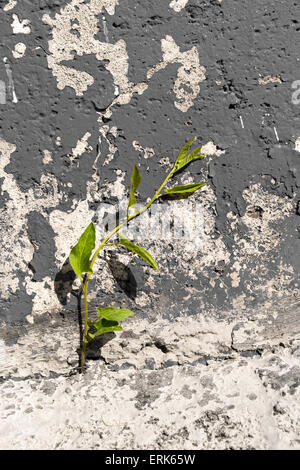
[238, 183, 294, 255]
[0, 0, 300, 448]
[0, 296, 299, 449]
[0, 138, 63, 313]
[0, 0, 298, 319]
[0, 139, 33, 300]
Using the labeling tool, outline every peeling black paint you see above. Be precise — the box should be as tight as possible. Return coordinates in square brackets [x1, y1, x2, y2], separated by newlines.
[0, 0, 300, 324]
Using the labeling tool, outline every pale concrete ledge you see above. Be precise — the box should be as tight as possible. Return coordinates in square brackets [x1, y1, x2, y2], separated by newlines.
[0, 297, 299, 449]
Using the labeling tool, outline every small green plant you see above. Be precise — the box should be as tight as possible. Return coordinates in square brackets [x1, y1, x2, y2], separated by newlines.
[68, 137, 206, 372]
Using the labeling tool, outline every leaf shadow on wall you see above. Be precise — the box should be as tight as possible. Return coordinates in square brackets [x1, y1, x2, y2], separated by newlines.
[54, 258, 77, 305]
[105, 252, 137, 301]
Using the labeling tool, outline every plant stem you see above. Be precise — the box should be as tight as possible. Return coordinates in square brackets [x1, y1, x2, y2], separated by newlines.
[79, 168, 174, 371]
[80, 281, 88, 372]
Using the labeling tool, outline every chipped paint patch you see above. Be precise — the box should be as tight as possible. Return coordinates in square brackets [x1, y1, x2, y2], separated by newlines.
[11, 14, 31, 34]
[193, 185, 230, 269]
[227, 184, 294, 260]
[25, 276, 62, 318]
[131, 184, 231, 314]
[3, 58, 18, 103]
[100, 170, 127, 200]
[230, 261, 241, 288]
[42, 150, 53, 165]
[43, 3, 205, 113]
[258, 75, 282, 85]
[12, 42, 26, 59]
[0, 139, 63, 306]
[232, 294, 246, 310]
[55, 136, 62, 147]
[169, 0, 189, 12]
[295, 137, 300, 153]
[3, 0, 17, 12]
[201, 141, 225, 157]
[71, 132, 92, 159]
[42, 0, 128, 97]
[49, 200, 94, 266]
[100, 126, 118, 165]
[147, 35, 206, 112]
[240, 183, 293, 254]
[0, 139, 32, 299]
[133, 140, 155, 159]
[225, 183, 298, 308]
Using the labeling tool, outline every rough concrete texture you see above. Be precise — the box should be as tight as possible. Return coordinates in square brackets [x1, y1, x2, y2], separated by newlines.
[0, 0, 300, 449]
[1, 299, 300, 449]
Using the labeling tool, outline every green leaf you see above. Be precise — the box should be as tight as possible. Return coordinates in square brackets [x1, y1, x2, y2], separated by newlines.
[88, 318, 122, 340]
[127, 164, 141, 218]
[118, 233, 159, 271]
[96, 307, 134, 321]
[164, 183, 207, 195]
[175, 137, 196, 164]
[69, 222, 95, 280]
[173, 147, 205, 173]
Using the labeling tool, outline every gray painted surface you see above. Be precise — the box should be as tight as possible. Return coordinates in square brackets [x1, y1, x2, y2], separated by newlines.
[0, 0, 299, 325]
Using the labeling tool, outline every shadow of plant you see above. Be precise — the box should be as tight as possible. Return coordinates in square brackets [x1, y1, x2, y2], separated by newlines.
[54, 258, 76, 305]
[106, 253, 137, 300]
[85, 331, 116, 360]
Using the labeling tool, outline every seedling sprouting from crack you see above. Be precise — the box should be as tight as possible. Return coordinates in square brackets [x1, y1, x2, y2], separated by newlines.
[68, 138, 207, 372]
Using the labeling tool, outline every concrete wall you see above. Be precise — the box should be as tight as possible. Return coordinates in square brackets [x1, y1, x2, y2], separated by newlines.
[1, 0, 300, 450]
[1, 0, 299, 324]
